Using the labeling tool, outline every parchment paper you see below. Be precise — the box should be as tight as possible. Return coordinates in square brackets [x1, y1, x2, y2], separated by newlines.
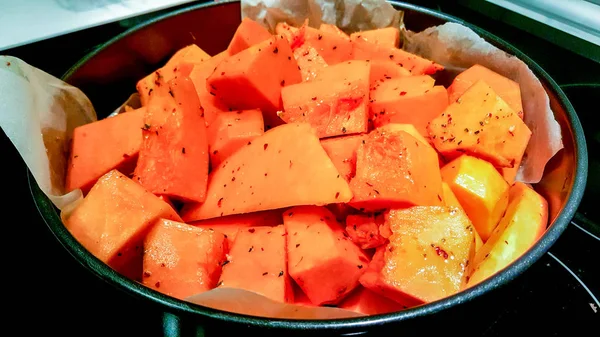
[0, 0, 563, 320]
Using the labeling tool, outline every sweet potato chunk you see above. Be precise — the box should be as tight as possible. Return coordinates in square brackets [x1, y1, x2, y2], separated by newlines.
[133, 72, 209, 203]
[207, 36, 302, 128]
[368, 60, 411, 89]
[188, 51, 230, 126]
[352, 37, 443, 75]
[350, 27, 400, 48]
[293, 44, 328, 81]
[218, 225, 293, 303]
[188, 210, 283, 246]
[142, 219, 227, 299]
[370, 76, 448, 136]
[284, 206, 369, 305]
[207, 109, 264, 169]
[63, 170, 181, 280]
[468, 183, 548, 286]
[339, 287, 405, 315]
[349, 128, 443, 211]
[181, 123, 352, 221]
[137, 45, 211, 106]
[280, 60, 370, 138]
[66, 108, 143, 194]
[320, 135, 364, 182]
[227, 17, 272, 55]
[441, 155, 509, 242]
[448, 64, 523, 119]
[360, 207, 475, 306]
[345, 213, 387, 249]
[428, 80, 531, 168]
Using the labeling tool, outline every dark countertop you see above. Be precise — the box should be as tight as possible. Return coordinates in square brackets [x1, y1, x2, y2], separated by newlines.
[2, 1, 599, 336]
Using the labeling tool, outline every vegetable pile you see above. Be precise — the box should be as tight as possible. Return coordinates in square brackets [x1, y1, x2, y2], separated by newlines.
[62, 18, 548, 315]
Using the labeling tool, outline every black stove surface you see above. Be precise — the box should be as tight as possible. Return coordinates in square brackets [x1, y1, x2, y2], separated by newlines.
[2, 1, 598, 336]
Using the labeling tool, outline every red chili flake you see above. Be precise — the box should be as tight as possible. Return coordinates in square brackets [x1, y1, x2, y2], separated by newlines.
[341, 127, 347, 133]
[399, 91, 407, 96]
[278, 271, 284, 277]
[168, 89, 174, 97]
[262, 272, 268, 276]
[143, 271, 151, 277]
[373, 189, 380, 195]
[504, 240, 509, 245]
[273, 47, 279, 54]
[221, 260, 230, 266]
[264, 143, 269, 150]
[264, 173, 268, 177]
[335, 192, 340, 199]
[221, 72, 225, 75]
[231, 177, 236, 182]
[249, 246, 254, 252]
[312, 97, 317, 101]
[474, 130, 480, 135]
[289, 160, 293, 168]
[280, 80, 285, 86]
[464, 128, 469, 132]
[434, 246, 449, 259]
[155, 282, 161, 288]
[247, 141, 252, 145]
[357, 265, 363, 269]
[209, 92, 216, 96]
[332, 46, 337, 50]
[248, 228, 255, 233]
[6, 62, 10, 66]
[389, 54, 394, 59]
[296, 244, 300, 248]
[181, 147, 186, 154]
[217, 198, 223, 207]
[318, 34, 323, 40]
[217, 281, 224, 287]
[437, 194, 442, 202]
[287, 56, 292, 60]
[457, 140, 463, 145]
[213, 150, 218, 155]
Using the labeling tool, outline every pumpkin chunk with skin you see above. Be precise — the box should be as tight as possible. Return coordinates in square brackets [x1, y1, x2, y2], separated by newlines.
[293, 44, 328, 82]
[133, 72, 209, 203]
[188, 210, 283, 246]
[63, 170, 181, 280]
[350, 27, 400, 48]
[352, 37, 443, 75]
[188, 51, 230, 126]
[181, 123, 352, 221]
[218, 225, 293, 303]
[207, 109, 264, 170]
[428, 80, 531, 168]
[468, 182, 548, 286]
[66, 108, 144, 194]
[339, 286, 405, 315]
[442, 182, 483, 251]
[441, 155, 509, 242]
[345, 213, 387, 249]
[137, 44, 211, 106]
[207, 35, 302, 129]
[369, 76, 448, 137]
[349, 128, 443, 212]
[285, 206, 369, 305]
[320, 135, 364, 182]
[360, 207, 475, 306]
[280, 60, 370, 138]
[227, 17, 272, 55]
[142, 219, 228, 300]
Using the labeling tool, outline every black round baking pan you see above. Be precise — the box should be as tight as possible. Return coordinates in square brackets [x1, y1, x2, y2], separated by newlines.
[29, 0, 587, 335]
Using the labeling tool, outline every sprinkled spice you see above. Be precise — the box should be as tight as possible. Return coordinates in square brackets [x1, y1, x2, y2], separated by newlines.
[181, 147, 186, 154]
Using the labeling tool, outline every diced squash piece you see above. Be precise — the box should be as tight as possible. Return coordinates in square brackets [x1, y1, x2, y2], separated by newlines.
[218, 225, 293, 303]
[189, 51, 230, 126]
[428, 80, 532, 168]
[468, 182, 548, 286]
[207, 36, 302, 129]
[352, 37, 443, 75]
[227, 17, 272, 55]
[137, 45, 211, 106]
[349, 128, 443, 211]
[320, 135, 364, 181]
[142, 219, 227, 299]
[360, 207, 475, 306]
[181, 123, 352, 221]
[441, 155, 509, 242]
[376, 123, 437, 153]
[350, 27, 400, 48]
[275, 22, 299, 44]
[345, 213, 387, 249]
[368, 60, 411, 89]
[339, 286, 405, 315]
[294, 24, 353, 64]
[284, 206, 369, 305]
[133, 72, 209, 203]
[293, 44, 328, 82]
[370, 76, 448, 137]
[66, 108, 144, 194]
[319, 23, 350, 39]
[442, 182, 483, 251]
[448, 64, 523, 119]
[188, 210, 283, 246]
[63, 170, 181, 280]
[207, 109, 264, 169]
[280, 60, 370, 138]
